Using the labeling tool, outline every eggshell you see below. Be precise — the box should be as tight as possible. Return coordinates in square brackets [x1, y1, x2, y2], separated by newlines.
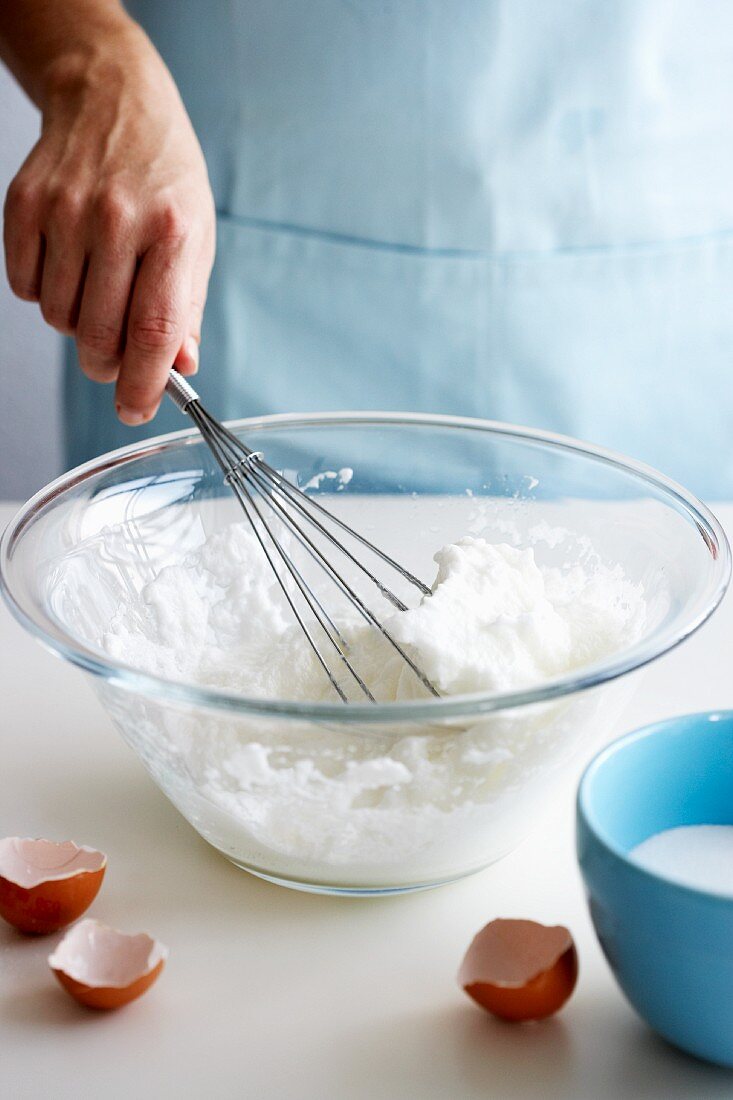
[458, 918, 578, 1021]
[0, 837, 107, 934]
[49, 918, 168, 1009]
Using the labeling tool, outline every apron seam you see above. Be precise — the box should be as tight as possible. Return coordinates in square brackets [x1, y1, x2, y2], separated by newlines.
[216, 208, 733, 263]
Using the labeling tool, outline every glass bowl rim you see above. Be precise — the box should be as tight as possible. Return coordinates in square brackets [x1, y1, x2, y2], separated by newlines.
[1, 410, 729, 723]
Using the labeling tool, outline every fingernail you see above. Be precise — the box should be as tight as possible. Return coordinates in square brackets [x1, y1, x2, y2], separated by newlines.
[116, 404, 148, 426]
[186, 336, 199, 374]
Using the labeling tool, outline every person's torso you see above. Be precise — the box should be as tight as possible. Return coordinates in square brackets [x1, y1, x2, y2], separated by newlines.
[67, 1, 733, 498]
[129, 0, 733, 253]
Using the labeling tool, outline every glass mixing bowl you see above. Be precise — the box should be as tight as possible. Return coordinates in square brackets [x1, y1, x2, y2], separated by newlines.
[1, 414, 729, 894]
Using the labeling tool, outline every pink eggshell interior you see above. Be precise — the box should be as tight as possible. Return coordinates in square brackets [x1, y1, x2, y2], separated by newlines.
[0, 837, 106, 888]
[48, 919, 168, 988]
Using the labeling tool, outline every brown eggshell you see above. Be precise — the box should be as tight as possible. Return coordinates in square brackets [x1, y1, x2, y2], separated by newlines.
[0, 837, 107, 934]
[49, 918, 168, 1010]
[458, 918, 578, 1021]
[52, 959, 166, 1010]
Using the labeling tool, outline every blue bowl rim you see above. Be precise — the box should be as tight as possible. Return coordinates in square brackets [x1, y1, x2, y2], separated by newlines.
[577, 710, 733, 907]
[0, 410, 730, 722]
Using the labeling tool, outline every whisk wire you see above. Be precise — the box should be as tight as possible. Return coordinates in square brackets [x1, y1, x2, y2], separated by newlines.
[166, 370, 439, 702]
[243, 457, 439, 698]
[213, 418, 431, 602]
[228, 475, 354, 703]
[236, 483, 378, 701]
[186, 401, 377, 699]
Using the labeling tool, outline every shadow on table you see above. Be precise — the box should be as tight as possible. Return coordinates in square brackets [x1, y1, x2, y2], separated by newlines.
[0, 921, 105, 1030]
[322, 998, 733, 1100]
[608, 1020, 733, 1099]
[1, 981, 106, 1030]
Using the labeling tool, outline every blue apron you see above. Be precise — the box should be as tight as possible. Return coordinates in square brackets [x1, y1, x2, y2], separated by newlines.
[64, 0, 733, 499]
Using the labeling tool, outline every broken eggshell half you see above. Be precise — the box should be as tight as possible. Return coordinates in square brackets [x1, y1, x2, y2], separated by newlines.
[458, 918, 578, 1021]
[0, 837, 107, 934]
[49, 918, 168, 1009]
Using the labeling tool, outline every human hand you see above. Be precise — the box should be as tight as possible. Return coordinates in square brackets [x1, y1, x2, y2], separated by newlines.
[3, 26, 216, 424]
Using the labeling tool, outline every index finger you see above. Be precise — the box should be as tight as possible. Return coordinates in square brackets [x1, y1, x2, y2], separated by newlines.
[116, 239, 190, 424]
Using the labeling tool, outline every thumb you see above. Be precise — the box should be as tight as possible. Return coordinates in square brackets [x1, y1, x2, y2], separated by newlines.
[173, 250, 210, 376]
[173, 300, 202, 377]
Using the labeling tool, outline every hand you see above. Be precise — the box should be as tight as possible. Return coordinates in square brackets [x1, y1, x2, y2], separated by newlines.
[3, 27, 216, 424]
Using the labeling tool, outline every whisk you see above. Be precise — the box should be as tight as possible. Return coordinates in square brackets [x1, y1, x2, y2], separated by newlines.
[165, 369, 439, 703]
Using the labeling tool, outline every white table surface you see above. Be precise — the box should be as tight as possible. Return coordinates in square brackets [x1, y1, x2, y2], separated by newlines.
[2, 499, 733, 1100]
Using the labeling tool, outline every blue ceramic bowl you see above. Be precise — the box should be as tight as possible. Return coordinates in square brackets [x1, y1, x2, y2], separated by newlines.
[577, 712, 733, 1067]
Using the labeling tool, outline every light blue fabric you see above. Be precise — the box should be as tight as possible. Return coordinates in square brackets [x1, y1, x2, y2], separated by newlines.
[65, 1, 733, 497]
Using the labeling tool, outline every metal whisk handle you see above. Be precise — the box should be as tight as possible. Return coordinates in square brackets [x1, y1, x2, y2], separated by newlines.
[166, 369, 200, 413]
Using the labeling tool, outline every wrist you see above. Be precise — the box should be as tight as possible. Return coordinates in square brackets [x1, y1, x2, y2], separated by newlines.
[40, 23, 151, 116]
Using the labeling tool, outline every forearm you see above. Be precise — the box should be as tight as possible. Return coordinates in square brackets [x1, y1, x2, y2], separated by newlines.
[0, 0, 138, 109]
[1, 0, 216, 424]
